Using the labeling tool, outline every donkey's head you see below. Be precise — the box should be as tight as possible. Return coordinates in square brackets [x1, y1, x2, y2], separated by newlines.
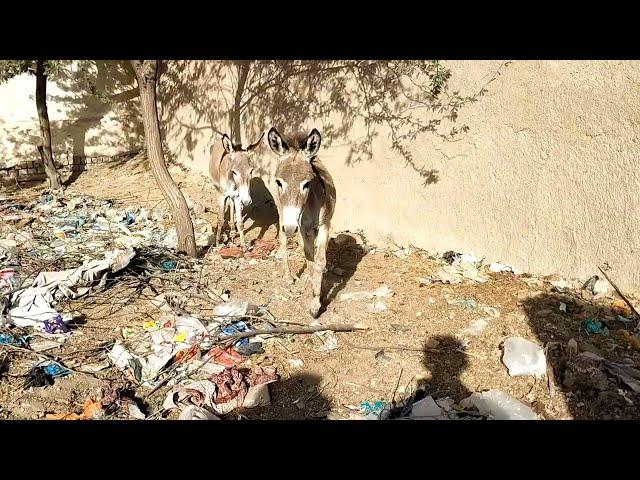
[221, 132, 264, 207]
[267, 127, 322, 236]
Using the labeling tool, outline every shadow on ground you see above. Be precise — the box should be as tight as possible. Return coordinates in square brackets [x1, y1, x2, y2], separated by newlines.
[322, 234, 367, 314]
[239, 372, 331, 420]
[522, 291, 640, 420]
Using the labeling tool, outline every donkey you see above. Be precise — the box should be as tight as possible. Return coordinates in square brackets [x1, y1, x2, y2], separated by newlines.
[209, 132, 264, 247]
[267, 127, 336, 318]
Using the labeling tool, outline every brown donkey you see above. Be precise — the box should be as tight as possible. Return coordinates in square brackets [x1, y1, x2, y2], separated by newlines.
[209, 132, 264, 247]
[267, 127, 336, 318]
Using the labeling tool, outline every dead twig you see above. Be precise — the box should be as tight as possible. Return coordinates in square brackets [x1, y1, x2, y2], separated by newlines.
[341, 338, 439, 354]
[597, 265, 640, 329]
[218, 323, 369, 343]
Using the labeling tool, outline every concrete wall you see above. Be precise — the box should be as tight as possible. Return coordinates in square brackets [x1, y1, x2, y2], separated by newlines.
[0, 60, 143, 170]
[159, 60, 640, 292]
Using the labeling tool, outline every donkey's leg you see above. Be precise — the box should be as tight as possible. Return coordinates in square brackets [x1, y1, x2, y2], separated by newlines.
[229, 199, 236, 237]
[278, 225, 293, 282]
[234, 197, 245, 248]
[309, 223, 329, 318]
[300, 226, 315, 285]
[215, 195, 226, 247]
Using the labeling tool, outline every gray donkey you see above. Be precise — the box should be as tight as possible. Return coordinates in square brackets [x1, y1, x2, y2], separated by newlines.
[209, 132, 264, 247]
[267, 127, 336, 318]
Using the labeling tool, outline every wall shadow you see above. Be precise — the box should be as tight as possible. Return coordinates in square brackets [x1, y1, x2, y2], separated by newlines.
[242, 177, 279, 239]
[521, 291, 640, 420]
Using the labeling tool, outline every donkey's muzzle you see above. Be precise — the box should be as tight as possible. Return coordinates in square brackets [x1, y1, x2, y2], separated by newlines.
[282, 224, 299, 236]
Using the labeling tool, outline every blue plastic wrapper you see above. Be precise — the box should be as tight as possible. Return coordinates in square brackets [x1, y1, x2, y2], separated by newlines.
[161, 260, 178, 271]
[0, 333, 29, 346]
[43, 363, 71, 378]
[221, 321, 251, 346]
[123, 211, 136, 225]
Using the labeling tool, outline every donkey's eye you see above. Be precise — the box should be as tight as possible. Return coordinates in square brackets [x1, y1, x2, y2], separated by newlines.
[301, 181, 310, 190]
[232, 170, 239, 177]
[275, 179, 283, 188]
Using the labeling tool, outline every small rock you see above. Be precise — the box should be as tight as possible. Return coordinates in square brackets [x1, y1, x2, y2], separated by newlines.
[218, 246, 244, 259]
[461, 318, 489, 336]
[375, 350, 392, 364]
[559, 302, 567, 313]
[416, 312, 423, 317]
[390, 324, 411, 333]
[418, 277, 430, 286]
[534, 309, 553, 318]
[567, 338, 578, 356]
[368, 301, 388, 313]
[425, 338, 440, 349]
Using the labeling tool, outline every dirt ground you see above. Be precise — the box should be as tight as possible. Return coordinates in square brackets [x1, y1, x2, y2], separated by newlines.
[2, 158, 640, 420]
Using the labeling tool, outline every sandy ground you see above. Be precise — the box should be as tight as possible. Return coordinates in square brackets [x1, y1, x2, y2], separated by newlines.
[2, 159, 640, 420]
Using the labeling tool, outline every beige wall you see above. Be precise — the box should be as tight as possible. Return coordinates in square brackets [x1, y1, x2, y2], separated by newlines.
[2, 60, 638, 292]
[0, 61, 142, 169]
[160, 60, 640, 292]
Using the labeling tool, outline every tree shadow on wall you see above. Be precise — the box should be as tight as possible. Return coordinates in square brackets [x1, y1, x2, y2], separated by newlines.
[158, 60, 509, 188]
[3, 60, 143, 186]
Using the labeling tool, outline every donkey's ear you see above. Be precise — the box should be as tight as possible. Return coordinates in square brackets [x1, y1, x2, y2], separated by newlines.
[267, 127, 288, 156]
[221, 134, 234, 154]
[303, 128, 321, 158]
[247, 131, 265, 152]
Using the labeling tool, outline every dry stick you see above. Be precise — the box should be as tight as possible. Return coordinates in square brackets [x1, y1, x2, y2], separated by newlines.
[597, 266, 640, 329]
[218, 323, 369, 343]
[341, 338, 440, 354]
[391, 367, 404, 406]
[544, 343, 556, 398]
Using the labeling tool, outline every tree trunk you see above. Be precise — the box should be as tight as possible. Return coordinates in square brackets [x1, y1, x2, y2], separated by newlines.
[35, 60, 62, 190]
[131, 60, 197, 257]
[230, 61, 250, 144]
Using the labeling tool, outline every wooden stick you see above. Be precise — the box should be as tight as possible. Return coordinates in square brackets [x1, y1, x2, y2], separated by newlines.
[341, 338, 440, 354]
[218, 323, 368, 342]
[597, 266, 640, 328]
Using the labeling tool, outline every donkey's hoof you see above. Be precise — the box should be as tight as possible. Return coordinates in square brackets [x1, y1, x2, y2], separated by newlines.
[309, 298, 322, 318]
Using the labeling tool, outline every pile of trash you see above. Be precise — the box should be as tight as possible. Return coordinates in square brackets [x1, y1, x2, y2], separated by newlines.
[106, 299, 282, 418]
[0, 191, 284, 414]
[428, 252, 490, 284]
[353, 388, 540, 421]
[0, 191, 217, 268]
